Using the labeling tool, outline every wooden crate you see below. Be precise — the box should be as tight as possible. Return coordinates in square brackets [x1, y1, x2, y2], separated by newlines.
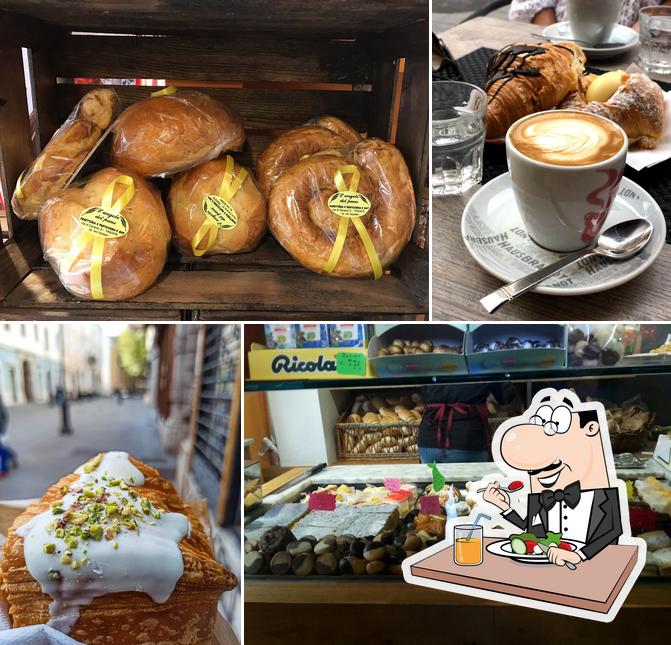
[0, 1, 429, 320]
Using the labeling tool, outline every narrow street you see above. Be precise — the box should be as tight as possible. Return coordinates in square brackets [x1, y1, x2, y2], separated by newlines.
[0, 396, 175, 499]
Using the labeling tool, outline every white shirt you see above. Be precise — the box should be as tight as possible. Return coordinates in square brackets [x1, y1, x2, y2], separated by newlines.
[543, 490, 594, 545]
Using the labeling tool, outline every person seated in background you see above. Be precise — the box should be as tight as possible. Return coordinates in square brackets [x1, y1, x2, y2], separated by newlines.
[509, 0, 671, 29]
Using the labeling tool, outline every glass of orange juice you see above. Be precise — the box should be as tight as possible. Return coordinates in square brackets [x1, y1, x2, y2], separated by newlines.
[454, 524, 483, 566]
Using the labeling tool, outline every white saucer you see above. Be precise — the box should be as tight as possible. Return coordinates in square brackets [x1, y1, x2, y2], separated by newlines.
[542, 22, 639, 60]
[461, 173, 666, 296]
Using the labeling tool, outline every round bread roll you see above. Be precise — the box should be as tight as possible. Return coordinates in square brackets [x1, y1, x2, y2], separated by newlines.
[40, 167, 170, 300]
[559, 71, 665, 149]
[256, 116, 362, 194]
[111, 91, 245, 176]
[12, 89, 119, 220]
[168, 156, 267, 256]
[268, 138, 415, 278]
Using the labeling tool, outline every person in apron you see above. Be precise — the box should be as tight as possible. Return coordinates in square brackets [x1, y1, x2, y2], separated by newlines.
[418, 383, 516, 464]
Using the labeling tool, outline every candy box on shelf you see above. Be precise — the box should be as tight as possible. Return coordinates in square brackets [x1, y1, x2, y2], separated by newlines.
[368, 324, 467, 377]
[247, 345, 372, 381]
[295, 324, 329, 348]
[264, 324, 297, 349]
[327, 324, 367, 348]
[466, 324, 567, 374]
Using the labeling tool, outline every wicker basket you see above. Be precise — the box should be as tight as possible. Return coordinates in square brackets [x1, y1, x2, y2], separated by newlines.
[335, 411, 420, 461]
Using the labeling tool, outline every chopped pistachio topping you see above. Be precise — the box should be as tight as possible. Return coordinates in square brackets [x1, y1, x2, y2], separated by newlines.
[41, 458, 163, 571]
[82, 453, 103, 474]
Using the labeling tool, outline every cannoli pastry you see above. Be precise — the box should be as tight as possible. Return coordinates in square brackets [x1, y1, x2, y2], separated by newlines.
[267, 138, 415, 278]
[485, 42, 586, 138]
[111, 90, 245, 176]
[559, 70, 665, 149]
[12, 89, 120, 220]
[168, 156, 267, 256]
[0, 452, 237, 644]
[256, 115, 362, 194]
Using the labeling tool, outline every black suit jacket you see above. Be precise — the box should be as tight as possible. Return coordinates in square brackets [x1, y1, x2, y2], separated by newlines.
[503, 487, 623, 560]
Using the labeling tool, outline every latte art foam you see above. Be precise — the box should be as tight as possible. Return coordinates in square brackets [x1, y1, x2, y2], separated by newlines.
[510, 112, 624, 166]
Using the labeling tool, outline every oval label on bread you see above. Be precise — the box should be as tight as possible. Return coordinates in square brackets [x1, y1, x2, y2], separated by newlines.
[78, 207, 129, 238]
[327, 191, 371, 218]
[202, 194, 238, 229]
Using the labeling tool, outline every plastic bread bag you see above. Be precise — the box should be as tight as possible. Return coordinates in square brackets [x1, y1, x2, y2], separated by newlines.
[256, 115, 362, 194]
[267, 138, 416, 279]
[39, 167, 171, 301]
[11, 89, 120, 221]
[168, 155, 267, 256]
[111, 87, 245, 178]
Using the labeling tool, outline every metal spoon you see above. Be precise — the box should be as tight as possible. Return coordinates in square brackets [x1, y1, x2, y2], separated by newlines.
[480, 219, 653, 314]
[531, 33, 627, 49]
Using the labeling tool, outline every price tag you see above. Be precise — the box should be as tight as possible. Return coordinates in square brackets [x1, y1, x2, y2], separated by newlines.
[335, 352, 367, 376]
[308, 491, 336, 511]
[420, 495, 441, 515]
[384, 478, 402, 492]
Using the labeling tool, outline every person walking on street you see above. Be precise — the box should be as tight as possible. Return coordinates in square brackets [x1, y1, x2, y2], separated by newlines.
[0, 393, 17, 477]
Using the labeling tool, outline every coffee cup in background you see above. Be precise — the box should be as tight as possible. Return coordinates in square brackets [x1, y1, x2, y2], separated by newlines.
[568, 0, 620, 45]
[505, 110, 628, 253]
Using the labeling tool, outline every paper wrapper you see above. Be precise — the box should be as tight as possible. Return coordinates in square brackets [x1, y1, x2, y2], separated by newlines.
[625, 90, 671, 171]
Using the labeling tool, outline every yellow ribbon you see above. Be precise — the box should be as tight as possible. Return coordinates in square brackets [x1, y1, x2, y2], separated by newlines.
[324, 165, 383, 280]
[62, 175, 135, 300]
[191, 155, 247, 257]
[14, 169, 26, 200]
[151, 85, 177, 97]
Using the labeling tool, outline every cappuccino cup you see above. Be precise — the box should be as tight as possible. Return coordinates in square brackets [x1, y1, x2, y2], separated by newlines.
[506, 110, 627, 253]
[568, 0, 620, 45]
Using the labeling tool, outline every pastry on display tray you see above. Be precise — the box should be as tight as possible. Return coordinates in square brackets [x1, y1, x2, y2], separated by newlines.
[0, 452, 236, 644]
[636, 477, 671, 515]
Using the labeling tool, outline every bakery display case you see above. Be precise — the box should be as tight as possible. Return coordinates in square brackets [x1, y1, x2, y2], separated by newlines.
[244, 342, 671, 644]
[0, 0, 428, 320]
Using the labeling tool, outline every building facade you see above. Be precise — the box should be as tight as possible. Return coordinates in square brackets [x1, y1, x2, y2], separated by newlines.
[0, 323, 62, 405]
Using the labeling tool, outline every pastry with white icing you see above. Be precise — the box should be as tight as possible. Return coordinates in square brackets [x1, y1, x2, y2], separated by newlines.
[1, 451, 236, 644]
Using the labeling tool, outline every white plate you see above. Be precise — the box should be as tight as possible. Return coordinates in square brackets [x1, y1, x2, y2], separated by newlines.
[486, 538, 584, 564]
[461, 173, 666, 296]
[542, 22, 639, 60]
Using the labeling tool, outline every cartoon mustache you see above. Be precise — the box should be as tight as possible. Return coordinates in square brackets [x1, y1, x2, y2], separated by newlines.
[527, 460, 563, 476]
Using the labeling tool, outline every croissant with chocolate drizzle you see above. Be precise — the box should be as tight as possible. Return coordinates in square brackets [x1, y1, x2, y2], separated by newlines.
[485, 42, 586, 139]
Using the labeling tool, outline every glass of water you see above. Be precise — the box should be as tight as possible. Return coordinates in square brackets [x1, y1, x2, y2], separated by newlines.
[639, 6, 671, 77]
[432, 80, 487, 196]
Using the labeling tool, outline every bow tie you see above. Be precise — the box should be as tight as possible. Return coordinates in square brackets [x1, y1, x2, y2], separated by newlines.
[540, 481, 581, 511]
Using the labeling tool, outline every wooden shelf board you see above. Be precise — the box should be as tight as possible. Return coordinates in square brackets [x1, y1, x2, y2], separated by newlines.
[2, 267, 424, 315]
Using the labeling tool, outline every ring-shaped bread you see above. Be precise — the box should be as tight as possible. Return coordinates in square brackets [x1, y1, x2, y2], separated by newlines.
[256, 116, 362, 194]
[267, 138, 415, 278]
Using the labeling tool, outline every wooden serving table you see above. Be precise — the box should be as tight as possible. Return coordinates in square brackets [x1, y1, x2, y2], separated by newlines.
[432, 16, 671, 321]
[409, 538, 639, 616]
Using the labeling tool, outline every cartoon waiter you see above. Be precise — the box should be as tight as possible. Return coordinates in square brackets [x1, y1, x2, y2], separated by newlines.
[482, 388, 623, 568]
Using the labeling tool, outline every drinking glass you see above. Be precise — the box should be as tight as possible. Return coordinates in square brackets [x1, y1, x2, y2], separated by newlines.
[432, 81, 487, 196]
[453, 524, 483, 566]
[639, 6, 671, 77]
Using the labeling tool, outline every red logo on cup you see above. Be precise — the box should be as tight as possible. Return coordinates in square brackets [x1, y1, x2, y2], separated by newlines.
[581, 169, 623, 243]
